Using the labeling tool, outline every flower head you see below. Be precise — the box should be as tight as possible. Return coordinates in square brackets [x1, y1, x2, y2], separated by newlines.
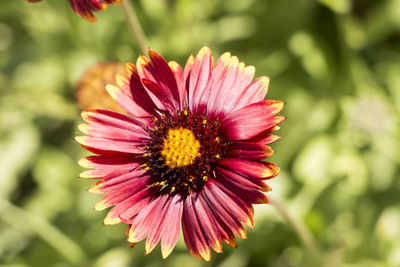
[76, 62, 127, 113]
[76, 47, 285, 260]
[27, 0, 121, 22]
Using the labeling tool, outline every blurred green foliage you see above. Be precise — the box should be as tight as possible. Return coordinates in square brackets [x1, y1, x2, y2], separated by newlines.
[1, 0, 400, 266]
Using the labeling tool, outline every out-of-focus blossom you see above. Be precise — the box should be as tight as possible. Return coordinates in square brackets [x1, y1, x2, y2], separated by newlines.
[76, 47, 285, 260]
[27, 0, 122, 22]
[76, 62, 127, 113]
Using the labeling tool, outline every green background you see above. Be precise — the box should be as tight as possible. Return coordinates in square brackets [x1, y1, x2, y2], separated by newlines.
[1, 0, 399, 266]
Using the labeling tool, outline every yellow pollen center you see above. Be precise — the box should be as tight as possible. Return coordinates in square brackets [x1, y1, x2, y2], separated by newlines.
[161, 127, 201, 168]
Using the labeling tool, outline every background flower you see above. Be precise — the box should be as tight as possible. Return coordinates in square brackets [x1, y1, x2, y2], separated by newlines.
[75, 62, 127, 113]
[27, 0, 121, 22]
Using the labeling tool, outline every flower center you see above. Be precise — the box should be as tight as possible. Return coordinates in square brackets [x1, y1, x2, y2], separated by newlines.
[161, 127, 201, 168]
[143, 110, 230, 196]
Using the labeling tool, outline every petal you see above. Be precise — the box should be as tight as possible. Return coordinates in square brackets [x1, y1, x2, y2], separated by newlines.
[148, 49, 180, 106]
[202, 182, 247, 239]
[78, 155, 139, 170]
[197, 52, 232, 113]
[187, 46, 213, 111]
[222, 100, 285, 140]
[183, 55, 195, 86]
[235, 76, 270, 110]
[169, 61, 185, 108]
[206, 56, 256, 115]
[116, 189, 154, 222]
[88, 170, 147, 194]
[68, 0, 97, 22]
[94, 181, 149, 212]
[75, 136, 144, 155]
[212, 181, 255, 227]
[78, 155, 140, 178]
[106, 84, 151, 118]
[246, 134, 282, 145]
[182, 196, 211, 261]
[193, 195, 223, 253]
[128, 194, 169, 243]
[81, 109, 150, 130]
[141, 79, 175, 111]
[218, 158, 280, 180]
[136, 50, 180, 109]
[160, 195, 183, 259]
[217, 65, 256, 115]
[104, 187, 152, 225]
[217, 168, 270, 205]
[145, 196, 173, 255]
[226, 141, 274, 160]
[126, 63, 159, 116]
[217, 166, 270, 192]
[78, 123, 149, 142]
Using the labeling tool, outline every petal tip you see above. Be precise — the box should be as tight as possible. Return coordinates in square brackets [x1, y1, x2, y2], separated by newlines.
[88, 181, 103, 194]
[161, 247, 173, 259]
[104, 215, 122, 225]
[94, 199, 109, 211]
[78, 123, 91, 134]
[74, 136, 87, 146]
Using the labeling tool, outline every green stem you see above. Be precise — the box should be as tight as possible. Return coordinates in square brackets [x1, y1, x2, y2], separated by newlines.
[121, 0, 148, 55]
[0, 198, 87, 265]
[270, 197, 322, 258]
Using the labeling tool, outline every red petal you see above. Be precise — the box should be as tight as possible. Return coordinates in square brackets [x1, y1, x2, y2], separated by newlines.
[227, 141, 274, 160]
[78, 155, 139, 169]
[217, 65, 256, 115]
[197, 52, 232, 113]
[78, 123, 149, 142]
[106, 85, 152, 118]
[218, 158, 280, 180]
[160, 195, 183, 259]
[128, 194, 169, 243]
[136, 50, 180, 109]
[81, 109, 150, 130]
[217, 166, 270, 192]
[169, 61, 186, 109]
[187, 46, 213, 112]
[78, 155, 140, 178]
[217, 168, 270, 205]
[75, 136, 144, 155]
[182, 196, 211, 261]
[88, 170, 147, 194]
[126, 63, 159, 116]
[202, 182, 247, 239]
[104, 187, 152, 225]
[222, 100, 285, 140]
[94, 181, 149, 212]
[145, 196, 173, 255]
[184, 55, 195, 86]
[235, 76, 270, 110]
[206, 180, 253, 228]
[141, 79, 175, 111]
[193, 195, 223, 253]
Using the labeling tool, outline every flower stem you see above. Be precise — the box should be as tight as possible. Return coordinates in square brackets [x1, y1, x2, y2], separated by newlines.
[0, 198, 87, 265]
[121, 0, 148, 55]
[270, 197, 322, 258]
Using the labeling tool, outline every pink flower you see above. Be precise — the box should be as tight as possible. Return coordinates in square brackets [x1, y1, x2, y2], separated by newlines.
[76, 47, 285, 260]
[27, 0, 121, 22]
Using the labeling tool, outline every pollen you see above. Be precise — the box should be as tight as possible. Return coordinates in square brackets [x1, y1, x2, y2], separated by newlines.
[161, 127, 201, 168]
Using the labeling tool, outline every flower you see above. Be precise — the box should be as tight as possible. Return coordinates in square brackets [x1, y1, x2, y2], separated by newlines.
[27, 0, 121, 22]
[76, 47, 285, 260]
[76, 62, 127, 113]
